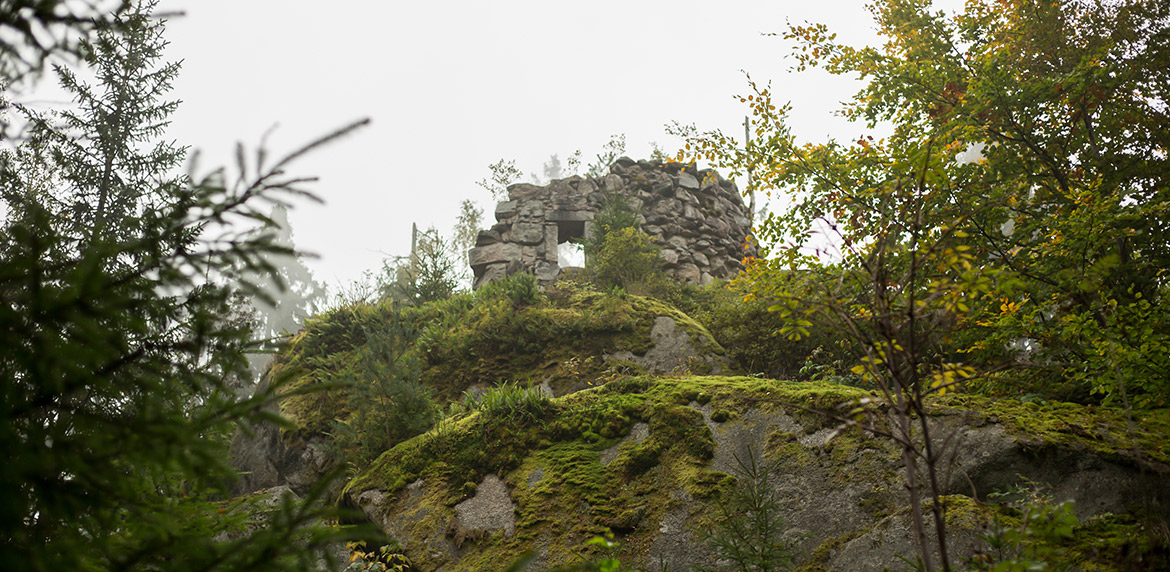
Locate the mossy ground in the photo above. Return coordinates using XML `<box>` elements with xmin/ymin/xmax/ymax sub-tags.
<box><xmin>266</xmin><ymin>279</ymin><xmax>733</xmax><ymax>445</ymax></box>
<box><xmin>252</xmin><ymin>274</ymin><xmax>1169</xmax><ymax>570</ymax></box>
<box><xmin>936</xmin><ymin>393</ymin><xmax>1170</xmax><ymax>469</ymax></box>
<box><xmin>337</xmin><ymin>374</ymin><xmax>1169</xmax><ymax>570</ymax></box>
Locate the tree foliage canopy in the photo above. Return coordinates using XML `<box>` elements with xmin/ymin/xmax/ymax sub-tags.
<box><xmin>1</xmin><ymin>2</ymin><xmax>369</xmax><ymax>569</ymax></box>
<box><xmin>679</xmin><ymin>0</ymin><xmax>1170</xmax><ymax>407</ymax></box>
<box><xmin>673</xmin><ymin>1</ymin><xmax>1170</xmax><ymax>569</ymax></box>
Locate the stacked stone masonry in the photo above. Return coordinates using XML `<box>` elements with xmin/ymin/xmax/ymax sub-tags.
<box><xmin>469</xmin><ymin>157</ymin><xmax>757</xmax><ymax>289</ymax></box>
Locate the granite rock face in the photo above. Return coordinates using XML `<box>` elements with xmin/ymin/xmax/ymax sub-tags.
<box><xmin>342</xmin><ymin>377</ymin><xmax>1170</xmax><ymax>572</ymax></box>
<box><xmin>468</xmin><ymin>158</ymin><xmax>757</xmax><ymax>289</ymax></box>
<box><xmin>227</xmin><ymin>409</ymin><xmax>338</xmax><ymax>499</ymax></box>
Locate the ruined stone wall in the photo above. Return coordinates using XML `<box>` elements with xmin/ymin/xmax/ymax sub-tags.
<box><xmin>468</xmin><ymin>157</ymin><xmax>756</xmax><ymax>288</ymax></box>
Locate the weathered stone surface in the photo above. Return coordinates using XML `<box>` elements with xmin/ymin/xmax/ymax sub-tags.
<box><xmin>507</xmin><ymin>183</ymin><xmax>543</xmax><ymax>200</ymax></box>
<box><xmin>519</xmin><ymin>200</ymin><xmax>544</xmax><ymax>218</ymax></box>
<box><xmin>547</xmin><ymin>209</ymin><xmax>592</xmax><ymax>222</ymax></box>
<box><xmin>475</xmin><ymin>229</ymin><xmax>500</xmax><ymax>246</ymax></box>
<box><xmin>228</xmin><ymin>403</ymin><xmax>340</xmax><ymax>500</ymax></box>
<box><xmin>543</xmin><ymin>225</ymin><xmax>559</xmax><ymax>261</ymax></box>
<box><xmin>470</xmin><ymin>158</ymin><xmax>758</xmax><ymax>289</ymax></box>
<box><xmin>606</xmin><ymin>316</ymin><xmax>727</xmax><ymax>375</ymax></box>
<box><xmin>577</xmin><ymin>178</ymin><xmax>597</xmax><ymax>195</ymax></box>
<box><xmin>512</xmin><ymin>222</ymin><xmax>544</xmax><ymax>245</ymax></box>
<box><xmin>654</xmin><ymin>198</ymin><xmax>681</xmax><ymax>216</ymax></box>
<box><xmin>494</xmin><ymin>200</ymin><xmax>518</xmax><ymax>221</ymax></box>
<box><xmin>535</xmin><ymin>261</ymin><xmax>559</xmax><ymax>282</ymax></box>
<box><xmin>453</xmin><ymin>475</ymin><xmax>516</xmax><ymax>538</ymax></box>
<box><xmin>215</xmin><ymin>485</ymin><xmax>353</xmax><ymax>567</ymax></box>
<box><xmin>468</xmin><ymin>242</ymin><xmax>521</xmax><ymax>267</ymax></box>
<box><xmin>676</xmin><ymin>263</ymin><xmax>701</xmax><ymax>283</ymax></box>
<box><xmin>343</xmin><ymin>377</ymin><xmax>1170</xmax><ymax>572</ymax></box>
<box><xmin>477</xmin><ymin>262</ymin><xmax>508</xmax><ymax>285</ymax></box>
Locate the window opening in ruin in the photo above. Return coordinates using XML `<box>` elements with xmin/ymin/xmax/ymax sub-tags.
<box><xmin>558</xmin><ymin>241</ymin><xmax>584</xmax><ymax>267</ymax></box>
<box><xmin>556</xmin><ymin>220</ymin><xmax>586</xmax><ymax>268</ymax></box>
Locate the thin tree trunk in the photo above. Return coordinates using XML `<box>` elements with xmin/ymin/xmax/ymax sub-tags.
<box><xmin>918</xmin><ymin>410</ymin><xmax>952</xmax><ymax>571</ymax></box>
<box><xmin>90</xmin><ymin>61</ymin><xmax>132</xmax><ymax>247</ymax></box>
<box><xmin>745</xmin><ymin>116</ymin><xmax>756</xmax><ymax>224</ymax></box>
<box><xmin>898</xmin><ymin>406</ymin><xmax>936</xmax><ymax>572</ymax></box>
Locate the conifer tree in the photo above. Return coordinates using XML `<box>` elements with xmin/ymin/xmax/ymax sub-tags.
<box><xmin>245</xmin><ymin>203</ymin><xmax>327</xmax><ymax>380</ymax></box>
<box><xmin>0</xmin><ymin>0</ymin><xmax>130</xmax><ymax>92</ymax></box>
<box><xmin>378</xmin><ymin>226</ymin><xmax>458</xmax><ymax>306</ymax></box>
<box><xmin>0</xmin><ymin>2</ymin><xmax>369</xmax><ymax>569</ymax></box>
<box><xmin>20</xmin><ymin>0</ymin><xmax>185</xmax><ymax>259</ymax></box>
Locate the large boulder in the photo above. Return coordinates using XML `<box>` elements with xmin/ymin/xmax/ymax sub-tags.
<box><xmin>341</xmin><ymin>376</ymin><xmax>1170</xmax><ymax>571</ymax></box>
<box><xmin>228</xmin><ymin>412</ymin><xmax>336</xmax><ymax>498</ymax></box>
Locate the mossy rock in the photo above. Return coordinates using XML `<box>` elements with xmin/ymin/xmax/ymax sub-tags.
<box><xmin>265</xmin><ymin>280</ymin><xmax>734</xmax><ymax>445</ymax></box>
<box><xmin>341</xmin><ymin>376</ymin><xmax>1170</xmax><ymax>571</ymax></box>
<box><xmin>228</xmin><ymin>280</ymin><xmax>734</xmax><ymax>500</ymax></box>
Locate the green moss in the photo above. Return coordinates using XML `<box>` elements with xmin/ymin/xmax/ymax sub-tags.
<box><xmin>243</xmin><ymin>265</ymin><xmax>1170</xmax><ymax>572</ymax></box>
<box><xmin>265</xmin><ymin>300</ymin><xmax>418</xmax><ymax>442</ymax></box>
<box><xmin>1068</xmin><ymin>512</ymin><xmax>1170</xmax><ymax>570</ymax></box>
<box><xmin>416</xmin><ymin>284</ymin><xmax>731</xmax><ymax>402</ymax></box>
<box><xmin>681</xmin><ymin>466</ymin><xmax>732</xmax><ymax>500</ymax></box>
<box><xmin>935</xmin><ymin>495</ymin><xmax>1000</xmax><ymax>530</ymax></box>
<box><xmin>765</xmin><ymin>430</ymin><xmax>807</xmax><ymax>462</ymax></box>
<box><xmin>341</xmin><ymin>376</ymin><xmax>741</xmax><ymax>569</ymax></box>
<box><xmin>792</xmin><ymin>496</ymin><xmax>996</xmax><ymax>571</ymax></box>
<box><xmin>264</xmin><ymin>277</ymin><xmax>736</xmax><ymax>453</ymax></box>
<box><xmin>336</xmin><ymin>374</ymin><xmax>1170</xmax><ymax>571</ymax></box>
<box><xmin>856</xmin><ymin>487</ymin><xmax>898</xmax><ymax>519</ymax></box>
<box><xmin>271</xmin><ymin>344</ymin><xmax>361</xmax><ymax>441</ymax></box>
<box><xmin>937</xmin><ymin>394</ymin><xmax>1170</xmax><ymax>468</ymax></box>
<box><xmin>794</xmin><ymin>529</ymin><xmax>866</xmax><ymax>572</ymax></box>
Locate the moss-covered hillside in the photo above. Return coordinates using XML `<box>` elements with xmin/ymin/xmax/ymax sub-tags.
<box><xmin>341</xmin><ymin>375</ymin><xmax>1170</xmax><ymax>571</ymax></box>
<box><xmin>231</xmin><ymin>274</ymin><xmax>1170</xmax><ymax>571</ymax></box>
<box><xmin>257</xmin><ymin>275</ymin><xmax>731</xmax><ymax>450</ymax></box>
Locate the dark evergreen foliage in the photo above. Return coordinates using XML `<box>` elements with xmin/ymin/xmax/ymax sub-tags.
<box><xmin>0</xmin><ymin>2</ymin><xmax>370</xmax><ymax>569</ymax></box>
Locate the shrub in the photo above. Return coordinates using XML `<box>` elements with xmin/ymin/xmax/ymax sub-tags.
<box><xmin>678</xmin><ymin>282</ymin><xmax>842</xmax><ymax>380</ymax></box>
<box><xmin>475</xmin><ymin>271</ymin><xmax>544</xmax><ymax>307</ymax></box>
<box><xmin>700</xmin><ymin>449</ymin><xmax>800</xmax><ymax>571</ymax></box>
<box><xmin>582</xmin><ymin>187</ymin><xmax>640</xmax><ymax>257</ymax></box>
<box><xmin>971</xmin><ymin>488</ymin><xmax>1079</xmax><ymax>572</ymax></box>
<box><xmin>377</xmin><ymin>227</ymin><xmax>459</xmax><ymax>307</ymax></box>
<box><xmin>589</xmin><ymin>227</ymin><xmax>666</xmax><ymax>292</ymax></box>
<box><xmin>332</xmin><ymin>309</ymin><xmax>439</xmax><ymax>468</ymax></box>
<box><xmin>464</xmin><ymin>381</ymin><xmax>552</xmax><ymax>425</ymax></box>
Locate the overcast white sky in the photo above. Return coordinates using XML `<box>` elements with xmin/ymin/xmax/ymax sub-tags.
<box><xmin>142</xmin><ymin>0</ymin><xmax>960</xmax><ymax>291</ymax></box>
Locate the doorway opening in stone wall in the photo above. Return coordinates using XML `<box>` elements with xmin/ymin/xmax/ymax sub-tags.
<box><xmin>556</xmin><ymin>220</ymin><xmax>586</xmax><ymax>268</ymax></box>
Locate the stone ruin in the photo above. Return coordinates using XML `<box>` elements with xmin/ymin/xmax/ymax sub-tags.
<box><xmin>468</xmin><ymin>157</ymin><xmax>757</xmax><ymax>289</ymax></box>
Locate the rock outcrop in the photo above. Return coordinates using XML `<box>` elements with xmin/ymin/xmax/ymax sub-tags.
<box><xmin>228</xmin><ymin>409</ymin><xmax>337</xmax><ymax>498</ymax></box>
<box><xmin>469</xmin><ymin>158</ymin><xmax>756</xmax><ymax>289</ymax></box>
<box><xmin>342</xmin><ymin>376</ymin><xmax>1170</xmax><ymax>571</ymax></box>
<box><xmin>224</xmin><ymin>281</ymin><xmax>1170</xmax><ymax>571</ymax></box>
<box><xmin>228</xmin><ymin>283</ymin><xmax>734</xmax><ymax>498</ymax></box>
